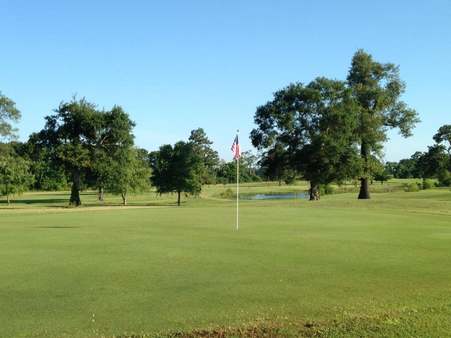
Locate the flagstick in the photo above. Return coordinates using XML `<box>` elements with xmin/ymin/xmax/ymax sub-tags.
<box><xmin>236</xmin><ymin>154</ymin><xmax>239</xmax><ymax>231</ymax></box>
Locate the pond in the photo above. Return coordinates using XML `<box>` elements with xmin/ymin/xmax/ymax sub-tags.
<box><xmin>241</xmin><ymin>192</ymin><xmax>308</xmax><ymax>200</ymax></box>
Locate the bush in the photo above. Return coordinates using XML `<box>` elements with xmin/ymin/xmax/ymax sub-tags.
<box><xmin>219</xmin><ymin>188</ymin><xmax>234</xmax><ymax>199</ymax></box>
<box><xmin>320</xmin><ymin>184</ymin><xmax>335</xmax><ymax>195</ymax></box>
<box><xmin>438</xmin><ymin>171</ymin><xmax>451</xmax><ymax>187</ymax></box>
<box><xmin>422</xmin><ymin>179</ymin><xmax>434</xmax><ymax>190</ymax></box>
<box><xmin>403</xmin><ymin>182</ymin><xmax>420</xmax><ymax>192</ymax></box>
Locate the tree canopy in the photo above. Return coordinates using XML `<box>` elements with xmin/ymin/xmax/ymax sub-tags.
<box><xmin>251</xmin><ymin>77</ymin><xmax>359</xmax><ymax>200</ymax></box>
<box><xmin>0</xmin><ymin>151</ymin><xmax>34</xmax><ymax>204</ymax></box>
<box><xmin>0</xmin><ymin>92</ymin><xmax>21</xmax><ymax>140</ymax></box>
<box><xmin>36</xmin><ymin>98</ymin><xmax>135</xmax><ymax>206</ymax></box>
<box><xmin>434</xmin><ymin>124</ymin><xmax>451</xmax><ymax>153</ymax></box>
<box><xmin>106</xmin><ymin>147</ymin><xmax>151</xmax><ymax>205</ymax></box>
<box><xmin>215</xmin><ymin>151</ymin><xmax>261</xmax><ymax>185</ymax></box>
<box><xmin>259</xmin><ymin>142</ymin><xmax>293</xmax><ymax>185</ymax></box>
<box><xmin>188</xmin><ymin>128</ymin><xmax>219</xmax><ymax>184</ymax></box>
<box><xmin>150</xmin><ymin>141</ymin><xmax>202</xmax><ymax>206</ymax></box>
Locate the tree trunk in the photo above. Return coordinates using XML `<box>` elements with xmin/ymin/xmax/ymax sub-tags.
<box><xmin>177</xmin><ymin>191</ymin><xmax>181</xmax><ymax>206</ymax></box>
<box><xmin>98</xmin><ymin>186</ymin><xmax>104</xmax><ymax>201</ymax></box>
<box><xmin>358</xmin><ymin>177</ymin><xmax>370</xmax><ymax>199</ymax></box>
<box><xmin>121</xmin><ymin>192</ymin><xmax>127</xmax><ymax>206</ymax></box>
<box><xmin>6</xmin><ymin>182</ymin><xmax>10</xmax><ymax>205</ymax></box>
<box><xmin>309</xmin><ymin>183</ymin><xmax>320</xmax><ymax>201</ymax></box>
<box><xmin>358</xmin><ymin>141</ymin><xmax>371</xmax><ymax>199</ymax></box>
<box><xmin>69</xmin><ymin>171</ymin><xmax>81</xmax><ymax>206</ymax></box>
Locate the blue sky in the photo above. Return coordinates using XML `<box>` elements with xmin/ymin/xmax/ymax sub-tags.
<box><xmin>1</xmin><ymin>0</ymin><xmax>450</xmax><ymax>161</ymax></box>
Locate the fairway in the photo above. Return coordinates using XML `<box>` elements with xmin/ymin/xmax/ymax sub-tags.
<box><xmin>1</xmin><ymin>188</ymin><xmax>451</xmax><ymax>337</ymax></box>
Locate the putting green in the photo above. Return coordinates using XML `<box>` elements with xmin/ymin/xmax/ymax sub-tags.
<box><xmin>0</xmin><ymin>187</ymin><xmax>450</xmax><ymax>337</ymax></box>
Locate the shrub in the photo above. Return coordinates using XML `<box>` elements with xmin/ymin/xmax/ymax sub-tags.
<box><xmin>403</xmin><ymin>182</ymin><xmax>420</xmax><ymax>192</ymax></box>
<box><xmin>438</xmin><ymin>171</ymin><xmax>451</xmax><ymax>187</ymax></box>
<box><xmin>325</xmin><ymin>185</ymin><xmax>336</xmax><ymax>195</ymax></box>
<box><xmin>320</xmin><ymin>184</ymin><xmax>335</xmax><ymax>195</ymax></box>
<box><xmin>219</xmin><ymin>188</ymin><xmax>234</xmax><ymax>199</ymax></box>
<box><xmin>422</xmin><ymin>179</ymin><xmax>434</xmax><ymax>190</ymax></box>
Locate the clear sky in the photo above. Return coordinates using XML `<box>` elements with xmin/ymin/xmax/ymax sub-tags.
<box><xmin>1</xmin><ymin>0</ymin><xmax>450</xmax><ymax>161</ymax></box>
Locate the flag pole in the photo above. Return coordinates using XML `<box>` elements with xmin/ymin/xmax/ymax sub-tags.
<box><xmin>236</xmin><ymin>130</ymin><xmax>240</xmax><ymax>231</ymax></box>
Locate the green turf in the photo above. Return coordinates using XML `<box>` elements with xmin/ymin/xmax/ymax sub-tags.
<box><xmin>0</xmin><ymin>184</ymin><xmax>450</xmax><ymax>337</ymax></box>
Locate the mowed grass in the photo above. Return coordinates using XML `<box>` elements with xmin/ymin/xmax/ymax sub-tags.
<box><xmin>0</xmin><ymin>185</ymin><xmax>451</xmax><ymax>337</ymax></box>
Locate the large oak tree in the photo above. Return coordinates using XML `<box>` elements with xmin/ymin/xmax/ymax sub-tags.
<box><xmin>36</xmin><ymin>98</ymin><xmax>135</xmax><ymax>206</ymax></box>
<box><xmin>251</xmin><ymin>77</ymin><xmax>359</xmax><ymax>200</ymax></box>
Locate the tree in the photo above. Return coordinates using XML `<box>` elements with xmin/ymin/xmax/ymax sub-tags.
<box><xmin>92</xmin><ymin>106</ymin><xmax>135</xmax><ymax>201</ymax></box>
<box><xmin>367</xmin><ymin>155</ymin><xmax>385</xmax><ymax>184</ymax></box>
<box><xmin>374</xmin><ymin>170</ymin><xmax>391</xmax><ymax>184</ymax></box>
<box><xmin>433</xmin><ymin>125</ymin><xmax>451</xmax><ymax>186</ymax></box>
<box><xmin>37</xmin><ymin>98</ymin><xmax>100</xmax><ymax>206</ymax></box>
<box><xmin>434</xmin><ymin>124</ymin><xmax>451</xmax><ymax>154</ymax></box>
<box><xmin>92</xmin><ymin>148</ymin><xmax>111</xmax><ymax>201</ymax></box>
<box><xmin>188</xmin><ymin>128</ymin><xmax>219</xmax><ymax>184</ymax></box>
<box><xmin>347</xmin><ymin>50</ymin><xmax>419</xmax><ymax>199</ymax></box>
<box><xmin>37</xmin><ymin>98</ymin><xmax>135</xmax><ymax>206</ymax></box>
<box><xmin>106</xmin><ymin>148</ymin><xmax>151</xmax><ymax>205</ymax></box>
<box><xmin>0</xmin><ymin>153</ymin><xmax>34</xmax><ymax>204</ymax></box>
<box><xmin>396</xmin><ymin>158</ymin><xmax>416</xmax><ymax>178</ymax></box>
<box><xmin>150</xmin><ymin>141</ymin><xmax>202</xmax><ymax>206</ymax></box>
<box><xmin>24</xmin><ymin>134</ymin><xmax>69</xmax><ymax>190</ymax></box>
<box><xmin>410</xmin><ymin>151</ymin><xmax>426</xmax><ymax>178</ymax></box>
<box><xmin>415</xmin><ymin>126</ymin><xmax>451</xmax><ymax>187</ymax></box>
<box><xmin>0</xmin><ymin>94</ymin><xmax>33</xmax><ymax>204</ymax></box>
<box><xmin>384</xmin><ymin>161</ymin><xmax>399</xmax><ymax>178</ymax></box>
<box><xmin>0</xmin><ymin>92</ymin><xmax>21</xmax><ymax>140</ymax></box>
<box><xmin>415</xmin><ymin>145</ymin><xmax>448</xmax><ymax>181</ymax></box>
<box><xmin>215</xmin><ymin>160</ymin><xmax>236</xmax><ymax>184</ymax></box>
<box><xmin>373</xmin><ymin>160</ymin><xmax>392</xmax><ymax>184</ymax></box>
<box><xmin>259</xmin><ymin>143</ymin><xmax>292</xmax><ymax>185</ymax></box>
<box><xmin>240</xmin><ymin>151</ymin><xmax>259</xmax><ymax>177</ymax></box>
<box><xmin>251</xmin><ymin>77</ymin><xmax>359</xmax><ymax>200</ymax></box>
<box><xmin>214</xmin><ymin>151</ymin><xmax>262</xmax><ymax>185</ymax></box>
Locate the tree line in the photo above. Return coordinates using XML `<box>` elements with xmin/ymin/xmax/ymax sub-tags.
<box><xmin>1</xmin><ymin>50</ymin><xmax>450</xmax><ymax>205</ymax></box>
<box><xmin>251</xmin><ymin>49</ymin><xmax>422</xmax><ymax>200</ymax></box>
<box><xmin>384</xmin><ymin>124</ymin><xmax>451</xmax><ymax>186</ymax></box>
<box><xmin>0</xmin><ymin>96</ymin><xmax>259</xmax><ymax>206</ymax></box>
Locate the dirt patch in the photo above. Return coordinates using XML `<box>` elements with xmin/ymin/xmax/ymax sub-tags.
<box><xmin>115</xmin><ymin>305</ymin><xmax>451</xmax><ymax>337</ymax></box>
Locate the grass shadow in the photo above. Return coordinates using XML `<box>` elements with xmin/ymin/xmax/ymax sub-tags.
<box><xmin>0</xmin><ymin>198</ymin><xmax>67</xmax><ymax>205</ymax></box>
<box><xmin>35</xmin><ymin>226</ymin><xmax>81</xmax><ymax>229</ymax></box>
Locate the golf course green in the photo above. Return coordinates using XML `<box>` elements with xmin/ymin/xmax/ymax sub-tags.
<box><xmin>1</xmin><ymin>183</ymin><xmax>450</xmax><ymax>337</ymax></box>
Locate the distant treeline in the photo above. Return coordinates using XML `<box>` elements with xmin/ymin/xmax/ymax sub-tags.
<box><xmin>1</xmin><ymin>49</ymin><xmax>450</xmax><ymax>206</ymax></box>
<box><xmin>384</xmin><ymin>127</ymin><xmax>451</xmax><ymax>187</ymax></box>
<box><xmin>0</xmin><ymin>96</ymin><xmax>261</xmax><ymax>206</ymax></box>
<box><xmin>0</xmin><ymin>111</ymin><xmax>261</xmax><ymax>206</ymax></box>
